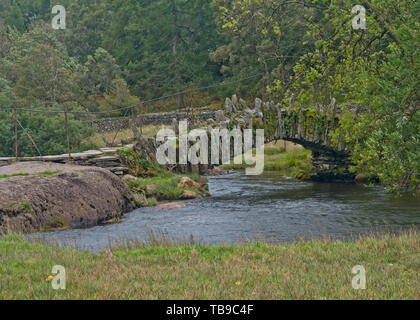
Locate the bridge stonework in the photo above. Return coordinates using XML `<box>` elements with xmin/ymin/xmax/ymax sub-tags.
<box><xmin>221</xmin><ymin>95</ymin><xmax>355</xmax><ymax>181</ymax></box>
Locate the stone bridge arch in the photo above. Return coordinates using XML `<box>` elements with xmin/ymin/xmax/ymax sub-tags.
<box><xmin>208</xmin><ymin>95</ymin><xmax>356</xmax><ymax>181</ymax></box>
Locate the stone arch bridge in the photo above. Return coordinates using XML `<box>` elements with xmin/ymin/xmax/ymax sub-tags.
<box><xmin>175</xmin><ymin>94</ymin><xmax>355</xmax><ymax>181</ymax></box>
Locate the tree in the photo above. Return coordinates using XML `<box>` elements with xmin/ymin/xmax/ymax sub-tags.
<box><xmin>84</xmin><ymin>48</ymin><xmax>122</xmax><ymax>96</ymax></box>
<box><xmin>284</xmin><ymin>0</ymin><xmax>420</xmax><ymax>191</ymax></box>
<box><xmin>5</xmin><ymin>5</ymin><xmax>24</xmax><ymax>32</ymax></box>
<box><xmin>0</xmin><ymin>78</ymin><xmax>15</xmax><ymax>108</ymax></box>
<box><xmin>98</xmin><ymin>78</ymin><xmax>140</xmax><ymax>116</ymax></box>
<box><xmin>211</xmin><ymin>0</ymin><xmax>321</xmax><ymax>98</ymax></box>
<box><xmin>104</xmin><ymin>0</ymin><xmax>223</xmax><ymax>106</ymax></box>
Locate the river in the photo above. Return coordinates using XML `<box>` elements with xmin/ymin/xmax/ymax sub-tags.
<box><xmin>28</xmin><ymin>172</ymin><xmax>420</xmax><ymax>252</ymax></box>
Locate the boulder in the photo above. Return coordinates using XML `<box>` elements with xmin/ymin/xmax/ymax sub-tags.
<box><xmin>206</xmin><ymin>167</ymin><xmax>228</xmax><ymax>176</ymax></box>
<box><xmin>180</xmin><ymin>190</ymin><xmax>202</xmax><ymax>200</ymax></box>
<box><xmin>0</xmin><ymin>162</ymin><xmax>136</xmax><ymax>234</ymax></box>
<box><xmin>177</xmin><ymin>177</ymin><xmax>201</xmax><ymax>190</ymax></box>
<box><xmin>122</xmin><ymin>175</ymin><xmax>138</xmax><ymax>183</ymax></box>
<box><xmin>239</xmin><ymin>98</ymin><xmax>247</xmax><ymax>110</ymax></box>
<box><xmin>146</xmin><ymin>184</ymin><xmax>158</xmax><ymax>196</ymax></box>
<box><xmin>224</xmin><ymin>98</ymin><xmax>233</xmax><ymax>114</ymax></box>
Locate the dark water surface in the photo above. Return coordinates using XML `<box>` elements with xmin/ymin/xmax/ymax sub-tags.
<box><xmin>28</xmin><ymin>172</ymin><xmax>420</xmax><ymax>252</ymax></box>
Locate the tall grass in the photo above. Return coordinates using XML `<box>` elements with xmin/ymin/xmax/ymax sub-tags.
<box><xmin>221</xmin><ymin>145</ymin><xmax>313</xmax><ymax>179</ymax></box>
<box><xmin>0</xmin><ymin>230</ymin><xmax>418</xmax><ymax>299</ymax></box>
<box><xmin>128</xmin><ymin>174</ymin><xmax>205</xmax><ymax>201</ymax></box>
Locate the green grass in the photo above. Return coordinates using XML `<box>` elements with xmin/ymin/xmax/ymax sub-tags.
<box><xmin>0</xmin><ymin>171</ymin><xmax>62</xmax><ymax>179</ymax></box>
<box><xmin>221</xmin><ymin>146</ymin><xmax>313</xmax><ymax>179</ymax></box>
<box><xmin>40</xmin><ymin>217</ymin><xmax>70</xmax><ymax>232</ymax></box>
<box><xmin>128</xmin><ymin>174</ymin><xmax>206</xmax><ymax>201</ymax></box>
<box><xmin>0</xmin><ymin>173</ymin><xmax>31</xmax><ymax>179</ymax></box>
<box><xmin>37</xmin><ymin>170</ymin><xmax>62</xmax><ymax>177</ymax></box>
<box><xmin>0</xmin><ymin>202</ymin><xmax>33</xmax><ymax>216</ymax></box>
<box><xmin>133</xmin><ymin>195</ymin><xmax>159</xmax><ymax>207</ymax></box>
<box><xmin>0</xmin><ymin>231</ymin><xmax>418</xmax><ymax>299</ymax></box>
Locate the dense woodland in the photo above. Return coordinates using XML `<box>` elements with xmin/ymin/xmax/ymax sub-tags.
<box><xmin>0</xmin><ymin>0</ymin><xmax>418</xmax><ymax>192</ymax></box>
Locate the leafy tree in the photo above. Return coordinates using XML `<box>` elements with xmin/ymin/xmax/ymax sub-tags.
<box><xmin>5</xmin><ymin>5</ymin><xmax>24</xmax><ymax>32</ymax></box>
<box><xmin>211</xmin><ymin>0</ymin><xmax>321</xmax><ymax>98</ymax></box>
<box><xmin>98</xmin><ymin>78</ymin><xmax>140</xmax><ymax>116</ymax></box>
<box><xmin>0</xmin><ymin>78</ymin><xmax>15</xmax><ymax>108</ymax></box>
<box><xmin>0</xmin><ymin>112</ymin><xmax>94</xmax><ymax>157</ymax></box>
<box><xmin>84</xmin><ymin>48</ymin><xmax>121</xmax><ymax>96</ymax></box>
<box><xmin>104</xmin><ymin>0</ymin><xmax>223</xmax><ymax>106</ymax></box>
<box><xmin>0</xmin><ymin>24</ymin><xmax>11</xmax><ymax>58</ymax></box>
<box><xmin>282</xmin><ymin>0</ymin><xmax>420</xmax><ymax>191</ymax></box>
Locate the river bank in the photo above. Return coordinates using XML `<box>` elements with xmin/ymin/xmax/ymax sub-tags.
<box><xmin>0</xmin><ymin>160</ymin><xmax>211</xmax><ymax>234</ymax></box>
<box><xmin>1</xmin><ymin>231</ymin><xmax>418</xmax><ymax>299</ymax></box>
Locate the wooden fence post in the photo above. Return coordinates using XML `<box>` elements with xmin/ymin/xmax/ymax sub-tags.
<box><xmin>64</xmin><ymin>111</ymin><xmax>71</xmax><ymax>161</ymax></box>
<box><xmin>14</xmin><ymin>105</ymin><xmax>18</xmax><ymax>161</ymax></box>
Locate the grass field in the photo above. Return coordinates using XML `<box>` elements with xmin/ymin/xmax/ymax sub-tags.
<box><xmin>83</xmin><ymin>125</ymin><xmax>169</xmax><ymax>149</ymax></box>
<box><xmin>0</xmin><ymin>231</ymin><xmax>418</xmax><ymax>299</ymax></box>
<box><xmin>221</xmin><ymin>142</ymin><xmax>313</xmax><ymax>179</ymax></box>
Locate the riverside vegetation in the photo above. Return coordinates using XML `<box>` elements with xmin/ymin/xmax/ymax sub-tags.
<box><xmin>220</xmin><ymin>142</ymin><xmax>313</xmax><ymax>180</ymax></box>
<box><xmin>0</xmin><ymin>231</ymin><xmax>418</xmax><ymax>299</ymax></box>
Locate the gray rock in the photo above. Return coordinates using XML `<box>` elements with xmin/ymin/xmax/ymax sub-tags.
<box><xmin>232</xmin><ymin>94</ymin><xmax>238</xmax><ymax>109</ymax></box>
<box><xmin>215</xmin><ymin>110</ymin><xmax>226</xmax><ymax>122</ymax></box>
<box><xmin>122</xmin><ymin>174</ymin><xmax>137</xmax><ymax>183</ymax></box>
<box><xmin>239</xmin><ymin>98</ymin><xmax>247</xmax><ymax>110</ymax></box>
<box><xmin>220</xmin><ymin>120</ymin><xmax>230</xmax><ymax>129</ymax></box>
<box><xmin>172</xmin><ymin>118</ymin><xmax>179</xmax><ymax>134</ymax></box>
<box><xmin>235</xmin><ymin>117</ymin><xmax>246</xmax><ymax>127</ymax></box>
<box><xmin>224</xmin><ymin>98</ymin><xmax>233</xmax><ymax>114</ymax></box>
<box><xmin>244</xmin><ymin>108</ymin><xmax>255</xmax><ymax>116</ymax></box>
<box><xmin>255</xmin><ymin>98</ymin><xmax>262</xmax><ymax>112</ymax></box>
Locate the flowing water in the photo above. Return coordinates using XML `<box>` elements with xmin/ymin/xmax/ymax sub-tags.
<box><xmin>28</xmin><ymin>172</ymin><xmax>420</xmax><ymax>252</ymax></box>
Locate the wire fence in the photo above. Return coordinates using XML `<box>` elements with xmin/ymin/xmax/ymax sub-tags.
<box><xmin>0</xmin><ymin>73</ymin><xmax>265</xmax><ymax>160</ymax></box>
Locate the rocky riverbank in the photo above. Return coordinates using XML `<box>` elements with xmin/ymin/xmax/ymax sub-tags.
<box><xmin>0</xmin><ymin>160</ymin><xmax>215</xmax><ymax>234</ymax></box>
<box><xmin>0</xmin><ymin>162</ymin><xmax>136</xmax><ymax>234</ymax></box>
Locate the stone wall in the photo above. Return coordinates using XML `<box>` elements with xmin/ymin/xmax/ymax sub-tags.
<box><xmin>90</xmin><ymin>108</ymin><xmax>217</xmax><ymax>132</ymax></box>
<box><xmin>311</xmin><ymin>152</ymin><xmax>355</xmax><ymax>182</ymax></box>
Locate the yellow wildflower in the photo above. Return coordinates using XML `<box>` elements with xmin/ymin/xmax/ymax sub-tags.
<box><xmin>235</xmin><ymin>281</ymin><xmax>241</xmax><ymax>286</ymax></box>
<box><xmin>46</xmin><ymin>275</ymin><xmax>54</xmax><ymax>281</ymax></box>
